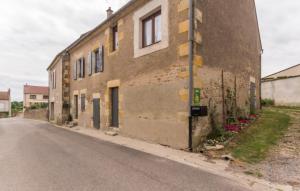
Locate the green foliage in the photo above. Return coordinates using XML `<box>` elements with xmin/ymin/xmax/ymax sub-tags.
<box><xmin>29</xmin><ymin>103</ymin><xmax>48</xmax><ymax>110</ymax></box>
<box><xmin>11</xmin><ymin>101</ymin><xmax>23</xmax><ymax>114</ymax></box>
<box><xmin>261</xmin><ymin>99</ymin><xmax>275</xmax><ymax>107</ymax></box>
<box><xmin>207</xmin><ymin>104</ymin><xmax>234</xmax><ymax>141</ymax></box>
<box><xmin>229</xmin><ymin>109</ymin><xmax>290</xmax><ymax>163</ymax></box>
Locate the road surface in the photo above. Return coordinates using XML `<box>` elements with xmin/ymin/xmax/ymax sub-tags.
<box><xmin>0</xmin><ymin>118</ymin><xmax>250</xmax><ymax>191</ymax></box>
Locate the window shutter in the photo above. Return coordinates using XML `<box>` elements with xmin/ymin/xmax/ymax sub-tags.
<box><xmin>73</xmin><ymin>62</ymin><xmax>77</xmax><ymax>80</ymax></box>
<box><xmin>54</xmin><ymin>71</ymin><xmax>56</xmax><ymax>88</ymax></box>
<box><xmin>77</xmin><ymin>60</ymin><xmax>80</xmax><ymax>78</ymax></box>
<box><xmin>88</xmin><ymin>52</ymin><xmax>92</xmax><ymax>76</ymax></box>
<box><xmin>91</xmin><ymin>51</ymin><xmax>96</xmax><ymax>74</ymax></box>
<box><xmin>82</xmin><ymin>57</ymin><xmax>85</xmax><ymax>78</ymax></box>
<box><xmin>55</xmin><ymin>70</ymin><xmax>56</xmax><ymax>89</ymax></box>
<box><xmin>99</xmin><ymin>45</ymin><xmax>104</xmax><ymax>72</ymax></box>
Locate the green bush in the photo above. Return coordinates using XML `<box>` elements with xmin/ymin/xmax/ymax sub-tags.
<box><xmin>29</xmin><ymin>103</ymin><xmax>48</xmax><ymax>110</ymax></box>
<box><xmin>261</xmin><ymin>99</ymin><xmax>274</xmax><ymax>107</ymax></box>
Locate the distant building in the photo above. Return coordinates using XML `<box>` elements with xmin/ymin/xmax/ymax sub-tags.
<box><xmin>262</xmin><ymin>64</ymin><xmax>300</xmax><ymax>106</ymax></box>
<box><xmin>0</xmin><ymin>89</ymin><xmax>11</xmax><ymax>118</ymax></box>
<box><xmin>23</xmin><ymin>85</ymin><xmax>49</xmax><ymax>110</ymax></box>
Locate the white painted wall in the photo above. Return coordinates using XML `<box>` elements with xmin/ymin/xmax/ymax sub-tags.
<box><xmin>262</xmin><ymin>76</ymin><xmax>300</xmax><ymax>106</ymax></box>
<box><xmin>0</xmin><ymin>100</ymin><xmax>10</xmax><ymax>112</ymax></box>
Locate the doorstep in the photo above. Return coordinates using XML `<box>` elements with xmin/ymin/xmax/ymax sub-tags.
<box><xmin>52</xmin><ymin>123</ymin><xmax>293</xmax><ymax>191</ymax></box>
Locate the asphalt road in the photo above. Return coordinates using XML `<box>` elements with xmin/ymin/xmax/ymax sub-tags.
<box><xmin>0</xmin><ymin>118</ymin><xmax>250</xmax><ymax>191</ymax></box>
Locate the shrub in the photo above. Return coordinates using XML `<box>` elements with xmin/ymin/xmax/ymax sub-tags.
<box><xmin>261</xmin><ymin>99</ymin><xmax>274</xmax><ymax>107</ymax></box>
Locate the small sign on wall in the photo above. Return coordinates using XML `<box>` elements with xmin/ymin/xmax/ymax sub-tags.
<box><xmin>194</xmin><ymin>88</ymin><xmax>201</xmax><ymax>105</ymax></box>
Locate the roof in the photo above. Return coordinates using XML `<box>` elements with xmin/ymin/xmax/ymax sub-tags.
<box><xmin>47</xmin><ymin>0</ymin><xmax>137</xmax><ymax>70</ymax></box>
<box><xmin>0</xmin><ymin>91</ymin><xmax>10</xmax><ymax>100</ymax></box>
<box><xmin>263</xmin><ymin>63</ymin><xmax>300</xmax><ymax>79</ymax></box>
<box><xmin>24</xmin><ymin>85</ymin><xmax>49</xmax><ymax>95</ymax></box>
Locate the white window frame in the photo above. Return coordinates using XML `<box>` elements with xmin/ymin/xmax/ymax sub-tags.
<box><xmin>133</xmin><ymin>0</ymin><xmax>169</xmax><ymax>58</ymax></box>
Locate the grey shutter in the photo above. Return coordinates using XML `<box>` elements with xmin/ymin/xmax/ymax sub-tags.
<box><xmin>92</xmin><ymin>51</ymin><xmax>96</xmax><ymax>73</ymax></box>
<box><xmin>99</xmin><ymin>45</ymin><xmax>104</xmax><ymax>72</ymax></box>
<box><xmin>73</xmin><ymin>63</ymin><xmax>77</xmax><ymax>80</ymax></box>
<box><xmin>82</xmin><ymin>57</ymin><xmax>85</xmax><ymax>78</ymax></box>
<box><xmin>88</xmin><ymin>52</ymin><xmax>92</xmax><ymax>76</ymax></box>
<box><xmin>96</xmin><ymin>50</ymin><xmax>100</xmax><ymax>73</ymax></box>
<box><xmin>54</xmin><ymin>71</ymin><xmax>56</xmax><ymax>89</ymax></box>
<box><xmin>77</xmin><ymin>59</ymin><xmax>80</xmax><ymax>78</ymax></box>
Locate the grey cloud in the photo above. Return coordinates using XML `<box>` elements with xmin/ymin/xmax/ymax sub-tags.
<box><xmin>256</xmin><ymin>0</ymin><xmax>300</xmax><ymax>76</ymax></box>
<box><xmin>0</xmin><ymin>0</ymin><xmax>130</xmax><ymax>101</ymax></box>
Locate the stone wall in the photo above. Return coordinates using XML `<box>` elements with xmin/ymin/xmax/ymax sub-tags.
<box><xmin>68</xmin><ymin>0</ymin><xmax>190</xmax><ymax>149</ymax></box>
<box><xmin>191</xmin><ymin>0</ymin><xmax>262</xmax><ymax>147</ymax></box>
<box><xmin>24</xmin><ymin>109</ymin><xmax>48</xmax><ymax>121</ymax></box>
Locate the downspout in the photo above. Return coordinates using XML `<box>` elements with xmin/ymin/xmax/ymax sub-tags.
<box><xmin>188</xmin><ymin>0</ymin><xmax>195</xmax><ymax>152</ymax></box>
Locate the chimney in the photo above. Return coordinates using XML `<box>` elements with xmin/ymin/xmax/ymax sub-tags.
<box><xmin>106</xmin><ymin>7</ymin><xmax>113</xmax><ymax>18</ymax></box>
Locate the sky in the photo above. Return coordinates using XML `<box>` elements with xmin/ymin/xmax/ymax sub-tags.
<box><xmin>0</xmin><ymin>0</ymin><xmax>299</xmax><ymax>101</ymax></box>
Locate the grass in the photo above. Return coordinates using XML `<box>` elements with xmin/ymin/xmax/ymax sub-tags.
<box><xmin>227</xmin><ymin>108</ymin><xmax>291</xmax><ymax>163</ymax></box>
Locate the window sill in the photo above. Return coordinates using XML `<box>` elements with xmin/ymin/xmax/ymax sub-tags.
<box><xmin>134</xmin><ymin>40</ymin><xmax>168</xmax><ymax>58</ymax></box>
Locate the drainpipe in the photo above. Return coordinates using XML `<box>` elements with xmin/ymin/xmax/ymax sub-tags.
<box><xmin>188</xmin><ymin>0</ymin><xmax>195</xmax><ymax>152</ymax></box>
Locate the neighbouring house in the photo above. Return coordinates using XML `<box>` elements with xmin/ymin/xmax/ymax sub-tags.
<box><xmin>47</xmin><ymin>0</ymin><xmax>262</xmax><ymax>150</ymax></box>
<box><xmin>23</xmin><ymin>85</ymin><xmax>49</xmax><ymax>110</ymax></box>
<box><xmin>262</xmin><ymin>64</ymin><xmax>300</xmax><ymax>106</ymax></box>
<box><xmin>0</xmin><ymin>89</ymin><xmax>11</xmax><ymax>118</ymax></box>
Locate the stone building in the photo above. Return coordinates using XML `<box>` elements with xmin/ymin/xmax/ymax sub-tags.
<box><xmin>48</xmin><ymin>0</ymin><xmax>262</xmax><ymax>150</ymax></box>
<box><xmin>0</xmin><ymin>89</ymin><xmax>11</xmax><ymax>118</ymax></box>
<box><xmin>262</xmin><ymin>64</ymin><xmax>300</xmax><ymax>106</ymax></box>
<box><xmin>23</xmin><ymin>85</ymin><xmax>49</xmax><ymax>110</ymax></box>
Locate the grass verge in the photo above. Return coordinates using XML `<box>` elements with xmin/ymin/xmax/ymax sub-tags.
<box><xmin>227</xmin><ymin>108</ymin><xmax>290</xmax><ymax>163</ymax></box>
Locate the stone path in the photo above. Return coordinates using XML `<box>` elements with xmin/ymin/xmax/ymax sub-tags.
<box><xmin>229</xmin><ymin>109</ymin><xmax>300</xmax><ymax>190</ymax></box>
<box><xmin>258</xmin><ymin>111</ymin><xmax>300</xmax><ymax>189</ymax></box>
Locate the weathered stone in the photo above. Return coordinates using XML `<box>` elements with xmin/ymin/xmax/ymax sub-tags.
<box><xmin>105</xmin><ymin>131</ymin><xmax>118</xmax><ymax>136</ymax></box>
<box><xmin>221</xmin><ymin>154</ymin><xmax>234</xmax><ymax>161</ymax></box>
<box><xmin>204</xmin><ymin>144</ymin><xmax>224</xmax><ymax>151</ymax></box>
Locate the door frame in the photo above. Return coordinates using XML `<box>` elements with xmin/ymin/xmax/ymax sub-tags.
<box><xmin>93</xmin><ymin>98</ymin><xmax>101</xmax><ymax>129</ymax></box>
<box><xmin>74</xmin><ymin>95</ymin><xmax>79</xmax><ymax>119</ymax></box>
<box><xmin>110</xmin><ymin>87</ymin><xmax>119</xmax><ymax>128</ymax></box>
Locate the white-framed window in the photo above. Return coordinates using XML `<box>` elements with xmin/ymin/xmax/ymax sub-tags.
<box><xmin>133</xmin><ymin>0</ymin><xmax>169</xmax><ymax>58</ymax></box>
<box><xmin>88</xmin><ymin>46</ymin><xmax>104</xmax><ymax>76</ymax></box>
<box><xmin>73</xmin><ymin>57</ymin><xmax>85</xmax><ymax>80</ymax></box>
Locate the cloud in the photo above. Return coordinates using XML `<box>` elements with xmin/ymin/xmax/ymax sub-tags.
<box><xmin>256</xmin><ymin>0</ymin><xmax>300</xmax><ymax>76</ymax></box>
<box><xmin>0</xmin><ymin>0</ymin><xmax>130</xmax><ymax>101</ymax></box>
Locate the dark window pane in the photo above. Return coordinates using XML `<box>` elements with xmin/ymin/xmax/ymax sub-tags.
<box><xmin>112</xmin><ymin>26</ymin><xmax>118</xmax><ymax>51</ymax></box>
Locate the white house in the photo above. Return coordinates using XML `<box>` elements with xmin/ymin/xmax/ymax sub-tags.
<box><xmin>0</xmin><ymin>89</ymin><xmax>11</xmax><ymax>118</ymax></box>
<box><xmin>262</xmin><ymin>64</ymin><xmax>300</xmax><ymax>106</ymax></box>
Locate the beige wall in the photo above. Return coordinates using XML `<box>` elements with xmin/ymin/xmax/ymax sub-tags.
<box><xmin>0</xmin><ymin>100</ymin><xmax>10</xmax><ymax>112</ymax></box>
<box><xmin>24</xmin><ymin>94</ymin><xmax>48</xmax><ymax>108</ymax></box>
<box><xmin>68</xmin><ymin>0</ymin><xmax>189</xmax><ymax>149</ymax></box>
<box><xmin>49</xmin><ymin>57</ymin><xmax>63</xmax><ymax>124</ymax></box>
<box><xmin>262</xmin><ymin>77</ymin><xmax>300</xmax><ymax>106</ymax></box>
<box><xmin>49</xmin><ymin>0</ymin><xmax>262</xmax><ymax>149</ymax></box>
<box><xmin>191</xmin><ymin>0</ymin><xmax>262</xmax><ymax>146</ymax></box>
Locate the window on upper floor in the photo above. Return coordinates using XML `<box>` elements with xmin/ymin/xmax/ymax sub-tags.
<box><xmin>30</xmin><ymin>95</ymin><xmax>36</xmax><ymax>99</ymax></box>
<box><xmin>112</xmin><ymin>25</ymin><xmax>118</xmax><ymax>51</ymax></box>
<box><xmin>133</xmin><ymin>0</ymin><xmax>169</xmax><ymax>58</ymax></box>
<box><xmin>142</xmin><ymin>10</ymin><xmax>161</xmax><ymax>48</ymax></box>
<box><xmin>51</xmin><ymin>70</ymin><xmax>56</xmax><ymax>89</ymax></box>
<box><xmin>73</xmin><ymin>57</ymin><xmax>85</xmax><ymax>80</ymax></box>
<box><xmin>43</xmin><ymin>95</ymin><xmax>49</xmax><ymax>99</ymax></box>
<box><xmin>88</xmin><ymin>46</ymin><xmax>104</xmax><ymax>75</ymax></box>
